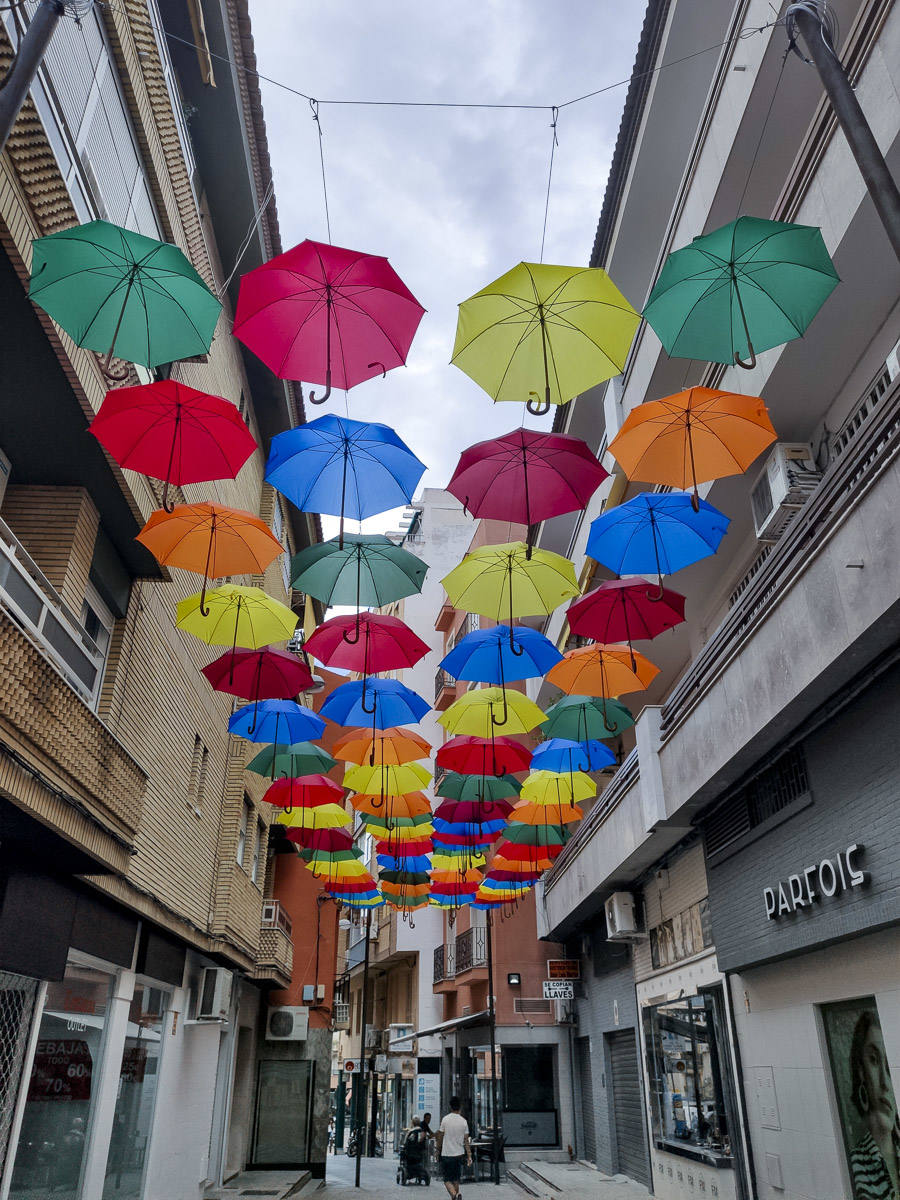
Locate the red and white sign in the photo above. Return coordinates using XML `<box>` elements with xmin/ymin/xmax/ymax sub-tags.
<box><xmin>343</xmin><ymin>1059</ymin><xmax>360</xmax><ymax>1073</ymax></box>
<box><xmin>27</xmin><ymin>1039</ymin><xmax>93</xmax><ymax>1102</ymax></box>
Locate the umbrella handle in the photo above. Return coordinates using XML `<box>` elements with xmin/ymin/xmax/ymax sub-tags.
<box><xmin>247</xmin><ymin>695</ymin><xmax>259</xmax><ymax>736</ymax></box>
<box><xmin>310</xmin><ymin>292</ymin><xmax>334</xmax><ymax>403</ymax></box>
<box><xmin>199</xmin><ymin>576</ymin><xmax>210</xmax><ymax>618</ymax></box>
<box><xmin>490</xmin><ymin>691</ymin><xmax>509</xmax><ymax>729</ymax></box>
<box><xmin>360</xmin><ymin>683</ymin><xmax>377</xmax><ymax>715</ymax></box>
<box><xmin>160</xmin><ymin>479</ymin><xmax>176</xmax><ymax>515</ymax></box>
<box><xmin>368</xmin><ymin>361</ymin><xmax>387</xmax><ymax>378</ymax></box>
<box><xmin>99</xmin><ymin>349</ymin><xmax>130</xmax><ymax>382</ymax></box>
<box><xmin>734</xmin><ymin>346</ymin><xmax>757</xmax><ymax>370</ymax></box>
<box><xmin>309</xmin><ymin>374</ymin><xmax>332</xmax><ymax>404</ymax></box>
<box><xmin>526</xmin><ymin>390</ymin><xmax>551</xmax><ymax>417</ymax></box>
<box><xmin>342</xmin><ymin>613</ymin><xmax>362</xmax><ymax>645</ymax></box>
<box><xmin>732</xmin><ymin>283</ymin><xmax>757</xmax><ymax>370</ymax></box>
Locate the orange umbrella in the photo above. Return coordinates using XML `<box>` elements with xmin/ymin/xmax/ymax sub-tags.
<box><xmin>138</xmin><ymin>502</ymin><xmax>284</xmax><ymax>614</ymax></box>
<box><xmin>547</xmin><ymin>643</ymin><xmax>659</xmax><ymax>697</ymax></box>
<box><xmin>351</xmin><ymin>791</ymin><xmax>432</xmax><ymax>819</ymax></box>
<box><xmin>333</xmin><ymin>727</ymin><xmax>431</xmax><ymax>766</ymax></box>
<box><xmin>511</xmin><ymin>799</ymin><xmax>582</xmax><ymax>825</ymax></box>
<box><xmin>608</xmin><ymin>387</ymin><xmax>776</xmax><ymax>507</ymax></box>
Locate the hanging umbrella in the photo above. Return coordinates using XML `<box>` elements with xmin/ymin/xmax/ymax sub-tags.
<box><xmin>376</xmin><ymin>836</ymin><xmax>433</xmax><ymax>857</ymax></box>
<box><xmin>567</xmin><ymin>579</ymin><xmax>685</xmax><ymax>665</ymax></box>
<box><xmin>352</xmin><ymin>791</ymin><xmax>432</xmax><ymax>819</ymax></box>
<box><xmin>261</xmin><ymin>775</ymin><xmax>344</xmax><ymax>810</ymax></box>
<box><xmin>433</xmin><ymin>821</ymin><xmax>505</xmax><ymax>843</ymax></box>
<box><xmin>511</xmin><ymin>800</ymin><xmax>583</xmax><ymax>825</ymax></box>
<box><xmin>446</xmin><ymin>428</ymin><xmax>608</xmax><ymax>533</ymax></box>
<box><xmin>434</xmin><ymin>798</ymin><xmax>514</xmax><ymax>824</ymax></box>
<box><xmin>365</xmin><ymin>814</ymin><xmax>434</xmax><ymax>839</ymax></box>
<box><xmin>290</xmin><ymin>533</ymin><xmax>428</xmax><ymax>607</ymax></box>
<box><xmin>493</xmin><ymin>841</ymin><xmax>563</xmax><ymax>865</ymax></box>
<box><xmin>305</xmin><ymin>612</ymin><xmax>429</xmax><ymax>676</ymax></box>
<box><xmin>520</xmin><ymin>770</ymin><xmax>596</xmax><ymax>805</ymax></box>
<box><xmin>436</xmin><ymin>735</ymin><xmax>531</xmax><ymax>777</ymax></box>
<box><xmin>138</xmin><ymin>503</ymin><xmax>284</xmax><ymax>615</ymax></box>
<box><xmin>202</xmin><ymin>646</ymin><xmax>313</xmax><ymax>701</ymax></box>
<box><xmin>441</xmin><ymin>543</ymin><xmax>578</xmax><ymax>633</ymax></box>
<box><xmin>246</xmin><ymin>741</ymin><xmax>336</xmax><ymax>779</ymax></box>
<box><xmin>344</xmin><ymin>762</ymin><xmax>431</xmax><ymax>797</ymax></box>
<box><xmin>503</xmin><ymin>821</ymin><xmax>570</xmax><ymax>847</ymax></box>
<box><xmin>642</xmin><ymin>216</ymin><xmax>839</xmax><ymax>369</ymax></box>
<box><xmin>438</xmin><ymin>687</ymin><xmax>546</xmax><ymax>736</ymax></box>
<box><xmin>291</xmin><ymin>828</ymin><xmax>357</xmax><ymax>853</ymax></box>
<box><xmin>435</xmin><ymin>773</ymin><xmax>521</xmax><ymax>804</ymax></box>
<box><xmin>278</xmin><ymin>803</ymin><xmax>351</xmax><ymax>835</ymax></box>
<box><xmin>541</xmin><ymin>694</ymin><xmax>634</xmax><ymax>741</ymax></box>
<box><xmin>531</xmin><ymin>738</ymin><xmax>616</xmax><ymax>773</ymax></box>
<box><xmin>452</xmin><ymin>261</ymin><xmax>640</xmax><ymax>414</ymax></box>
<box><xmin>440</xmin><ymin>625</ymin><xmax>562</xmax><ymax>684</ymax></box>
<box><xmin>90</xmin><ymin>381</ymin><xmax>256</xmax><ymax>511</ymax></box>
<box><xmin>547</xmin><ymin>644</ymin><xmax>659</xmax><ymax>697</ymax></box>
<box><xmin>233</xmin><ymin>239</ymin><xmax>425</xmax><ymax>404</ymax></box>
<box><xmin>30</xmin><ymin>220</ymin><xmax>221</xmax><ymax>377</ymax></box>
<box><xmin>229</xmin><ymin>698</ymin><xmax>325</xmax><ymax>743</ymax></box>
<box><xmin>177</xmin><ymin>584</ymin><xmax>297</xmax><ymax>649</ymax></box>
<box><xmin>586</xmin><ymin>492</ymin><xmax>730</xmax><ymax>589</ymax></box>
<box><xmin>319</xmin><ymin>679</ymin><xmax>430</xmax><ymax>730</ymax></box>
<box><xmin>265</xmin><ymin>415</ymin><xmax>425</xmax><ymax>543</ymax></box>
<box><xmin>333</xmin><ymin>727</ymin><xmax>431</xmax><ymax>767</ymax></box>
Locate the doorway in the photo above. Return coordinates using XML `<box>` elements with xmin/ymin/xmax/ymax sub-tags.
<box><xmin>251</xmin><ymin>1061</ymin><xmax>314</xmax><ymax>1166</ymax></box>
<box><xmin>606</xmin><ymin>1029</ymin><xmax>649</xmax><ymax>1186</ymax></box>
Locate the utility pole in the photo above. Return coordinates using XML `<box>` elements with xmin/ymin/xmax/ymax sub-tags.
<box><xmin>787</xmin><ymin>2</ymin><xmax>900</xmax><ymax>261</ymax></box>
<box><xmin>485</xmin><ymin>912</ymin><xmax>500</xmax><ymax>1185</ymax></box>
<box><xmin>354</xmin><ymin>908</ymin><xmax>372</xmax><ymax>1189</ymax></box>
<box><xmin>0</xmin><ymin>1</ymin><xmax>65</xmax><ymax>155</ymax></box>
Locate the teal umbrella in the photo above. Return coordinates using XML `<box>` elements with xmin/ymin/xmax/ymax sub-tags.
<box><xmin>29</xmin><ymin>220</ymin><xmax>221</xmax><ymax>376</ymax></box>
<box><xmin>291</xmin><ymin>533</ymin><xmax>428</xmax><ymax>607</ymax></box>
<box><xmin>642</xmin><ymin>216</ymin><xmax>839</xmax><ymax>368</ymax></box>
<box><xmin>436</xmin><ymin>772</ymin><xmax>522</xmax><ymax>803</ymax></box>
<box><xmin>246</xmin><ymin>741</ymin><xmax>337</xmax><ymax>779</ymax></box>
<box><xmin>541</xmin><ymin>695</ymin><xmax>634</xmax><ymax>740</ymax></box>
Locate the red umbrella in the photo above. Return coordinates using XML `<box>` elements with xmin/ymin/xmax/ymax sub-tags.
<box><xmin>263</xmin><ymin>775</ymin><xmax>345</xmax><ymax>809</ymax></box>
<box><xmin>90</xmin><ymin>381</ymin><xmax>257</xmax><ymax>511</ymax></box>
<box><xmin>376</xmin><ymin>836</ymin><xmax>433</xmax><ymax>857</ymax></box>
<box><xmin>292</xmin><ymin>828</ymin><xmax>355</xmax><ymax>852</ymax></box>
<box><xmin>305</xmin><ymin>612</ymin><xmax>429</xmax><ymax>676</ymax></box>
<box><xmin>567</xmin><ymin>578</ymin><xmax>685</xmax><ymax>663</ymax></box>
<box><xmin>495</xmin><ymin>840</ymin><xmax>564</xmax><ymax>863</ymax></box>
<box><xmin>433</xmin><ymin>798</ymin><xmax>514</xmax><ymax>824</ymax></box>
<box><xmin>233</xmin><ymin>240</ymin><xmax>425</xmax><ymax>405</ymax></box>
<box><xmin>436</xmin><ymin>735</ymin><xmax>531</xmax><ymax>776</ymax></box>
<box><xmin>202</xmin><ymin>646</ymin><xmax>313</xmax><ymax>698</ymax></box>
<box><xmin>447</xmin><ymin>428</ymin><xmax>608</xmax><ymax>532</ymax></box>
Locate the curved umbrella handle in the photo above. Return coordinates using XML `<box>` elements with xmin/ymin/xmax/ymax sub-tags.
<box><xmin>342</xmin><ymin>614</ymin><xmax>363</xmax><ymax>645</ymax></box>
<box><xmin>99</xmin><ymin>351</ymin><xmax>130</xmax><ymax>383</ymax></box>
<box><xmin>490</xmin><ymin>690</ymin><xmax>509</xmax><ymax>729</ymax></box>
<box><xmin>368</xmin><ymin>361</ymin><xmax>387</xmax><ymax>378</ymax></box>
<box><xmin>308</xmin><ymin>373</ymin><xmax>332</xmax><ymax>405</ymax></box>
<box><xmin>734</xmin><ymin>346</ymin><xmax>757</xmax><ymax>370</ymax></box>
<box><xmin>160</xmin><ymin>479</ymin><xmax>176</xmax><ymax>515</ymax></box>
<box><xmin>526</xmin><ymin>389</ymin><xmax>551</xmax><ymax>417</ymax></box>
<box><xmin>508</xmin><ymin>626</ymin><xmax>525</xmax><ymax>657</ymax></box>
<box><xmin>360</xmin><ymin>683</ymin><xmax>378</xmax><ymax>715</ymax></box>
<box><xmin>199</xmin><ymin>576</ymin><xmax>211</xmax><ymax>618</ymax></box>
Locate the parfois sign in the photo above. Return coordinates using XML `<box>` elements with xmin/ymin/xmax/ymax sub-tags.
<box><xmin>764</xmin><ymin>843</ymin><xmax>867</xmax><ymax>919</ymax></box>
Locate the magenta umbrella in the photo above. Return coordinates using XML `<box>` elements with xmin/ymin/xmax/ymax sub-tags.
<box><xmin>201</xmin><ymin>645</ymin><xmax>313</xmax><ymax>699</ymax></box>
<box><xmin>447</xmin><ymin>428</ymin><xmax>608</xmax><ymax>536</ymax></box>
<box><xmin>304</xmin><ymin>611</ymin><xmax>429</xmax><ymax>677</ymax></box>
<box><xmin>233</xmin><ymin>240</ymin><xmax>425</xmax><ymax>405</ymax></box>
<box><xmin>567</xmin><ymin>578</ymin><xmax>686</xmax><ymax>664</ymax></box>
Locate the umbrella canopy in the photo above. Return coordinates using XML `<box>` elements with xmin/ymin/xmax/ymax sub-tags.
<box><xmin>437</xmin><ymin>687</ymin><xmax>546</xmax><ymax>736</ymax></box>
<box><xmin>531</xmin><ymin>738</ymin><xmax>616</xmax><ymax>773</ymax></box>
<box><xmin>447</xmin><ymin>428</ymin><xmax>608</xmax><ymax>527</ymax></box>
<box><xmin>436</xmin><ymin>773</ymin><xmax>521</xmax><ymax>804</ymax></box>
<box><xmin>293</xmin><ymin>828</ymin><xmax>356</xmax><ymax>852</ymax></box>
<box><xmin>547</xmin><ymin>644</ymin><xmax>659</xmax><ymax>697</ymax></box>
<box><xmin>176</xmin><ymin>585</ymin><xmax>297</xmax><ymax>649</ymax></box>
<box><xmin>365</xmin><ymin>815</ymin><xmax>434</xmax><ymax>839</ymax></box>
<box><xmin>278</xmin><ymin>803</ymin><xmax>350</xmax><ymax>832</ymax></box>
<box><xmin>290</xmin><ymin>533</ymin><xmax>428</xmax><ymax>607</ymax></box>
<box><xmin>586</xmin><ymin>492</ymin><xmax>730</xmax><ymax>581</ymax></box>
<box><xmin>541</xmin><ymin>695</ymin><xmax>635</xmax><ymax>741</ymax></box>
<box><xmin>520</xmin><ymin>770</ymin><xmax>596</xmax><ymax>805</ymax></box>
<box><xmin>246</xmin><ymin>741</ymin><xmax>336</xmax><ymax>779</ymax></box>
<box><xmin>30</xmin><ymin>220</ymin><xmax>221</xmax><ymax>373</ymax></box>
<box><xmin>440</xmin><ymin>625</ymin><xmax>562</xmax><ymax>684</ymax></box>
<box><xmin>434</xmin><ymin>798</ymin><xmax>514</xmax><ymax>824</ymax></box>
<box><xmin>229</xmin><ymin>699</ymin><xmax>325</xmax><ymax>743</ymax></box>
<box><xmin>495</xmin><ymin>840</ymin><xmax>563</xmax><ymax>864</ymax></box>
<box><xmin>202</xmin><ymin>646</ymin><xmax>313</xmax><ymax>701</ymax></box>
<box><xmin>319</xmin><ymin>679</ymin><xmax>430</xmax><ymax>730</ymax></box>
<box><xmin>233</xmin><ymin>239</ymin><xmax>424</xmax><ymax>402</ymax></box>
<box><xmin>305</xmin><ymin>612</ymin><xmax>429</xmax><ymax>675</ymax></box>
<box><xmin>344</xmin><ymin>762</ymin><xmax>431</xmax><ymax>797</ymax></box>
<box><xmin>262</xmin><ymin>775</ymin><xmax>344</xmax><ymax>809</ymax></box>
<box><xmin>567</xmin><ymin>579</ymin><xmax>685</xmax><ymax>652</ymax></box>
<box><xmin>376</xmin><ymin>837</ymin><xmax>433</xmax><ymax>856</ymax></box>
<box><xmin>452</xmin><ymin>261</ymin><xmax>640</xmax><ymax>414</ymax></box>
<box><xmin>352</xmin><ymin>791</ymin><xmax>432</xmax><ymax>819</ymax></box>
<box><xmin>442</xmin><ymin>543</ymin><xmax>578</xmax><ymax>623</ymax></box>
<box><xmin>333</xmin><ymin>727</ymin><xmax>431</xmax><ymax>766</ymax></box>
<box><xmin>503</xmin><ymin>821</ymin><xmax>570</xmax><ymax>847</ymax></box>
<box><xmin>512</xmin><ymin>800</ymin><xmax>583</xmax><ymax>825</ymax></box>
<box><xmin>436</xmin><ymin>735</ymin><xmax>532</xmax><ymax>777</ymax></box>
<box><xmin>642</xmin><ymin>216</ymin><xmax>839</xmax><ymax>368</ymax></box>
<box><xmin>90</xmin><ymin>381</ymin><xmax>256</xmax><ymax>510</ymax></box>
<box><xmin>608</xmin><ymin>388</ymin><xmax>777</xmax><ymax>500</ymax></box>
<box><xmin>265</xmin><ymin>415</ymin><xmax>425</xmax><ymax>533</ymax></box>
<box><xmin>433</xmin><ymin>819</ymin><xmax>506</xmax><ymax>841</ymax></box>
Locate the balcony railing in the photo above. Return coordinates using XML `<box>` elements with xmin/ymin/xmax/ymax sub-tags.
<box><xmin>433</xmin><ymin>940</ymin><xmax>456</xmax><ymax>984</ymax></box>
<box><xmin>261</xmin><ymin>899</ymin><xmax>293</xmax><ymax>937</ymax></box>
<box><xmin>455</xmin><ymin>926</ymin><xmax>487</xmax><ymax>973</ymax></box>
<box><xmin>434</xmin><ymin>668</ymin><xmax>457</xmax><ymax>709</ymax></box>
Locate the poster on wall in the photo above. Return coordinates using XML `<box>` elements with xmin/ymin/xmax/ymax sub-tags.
<box><xmin>821</xmin><ymin>997</ymin><xmax>900</xmax><ymax>1200</ymax></box>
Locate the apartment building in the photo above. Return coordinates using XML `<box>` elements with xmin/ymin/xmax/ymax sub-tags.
<box><xmin>531</xmin><ymin>2</ymin><xmax>900</xmax><ymax>1200</ymax></box>
<box><xmin>0</xmin><ymin>2</ymin><xmax>329</xmax><ymax>1197</ymax></box>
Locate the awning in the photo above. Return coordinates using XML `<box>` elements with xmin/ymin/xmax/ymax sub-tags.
<box><xmin>408</xmin><ymin>1009</ymin><xmax>491</xmax><ymax>1041</ymax></box>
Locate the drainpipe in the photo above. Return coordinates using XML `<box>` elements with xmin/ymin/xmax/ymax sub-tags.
<box><xmin>0</xmin><ymin>1</ymin><xmax>65</xmax><ymax>154</ymax></box>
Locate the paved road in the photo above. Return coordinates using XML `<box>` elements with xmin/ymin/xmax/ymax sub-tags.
<box><xmin>323</xmin><ymin>1150</ymin><xmax>521</xmax><ymax>1200</ymax></box>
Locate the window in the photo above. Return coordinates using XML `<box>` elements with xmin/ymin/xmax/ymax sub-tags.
<box><xmin>252</xmin><ymin>819</ymin><xmax>264</xmax><ymax>884</ymax></box>
<box><xmin>187</xmin><ymin>736</ymin><xmax>208</xmax><ymax>812</ymax></box>
<box><xmin>237</xmin><ymin>799</ymin><xmax>251</xmax><ymax>867</ymax></box>
<box><xmin>703</xmin><ymin>745</ymin><xmax>811</xmax><ymax>860</ymax></box>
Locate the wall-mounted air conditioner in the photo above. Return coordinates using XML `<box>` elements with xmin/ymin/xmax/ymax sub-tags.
<box><xmin>197</xmin><ymin>968</ymin><xmax>233</xmax><ymax>1020</ymax></box>
<box><xmin>604</xmin><ymin>892</ymin><xmax>643</xmax><ymax>941</ymax></box>
<box><xmin>265</xmin><ymin>1005</ymin><xmax>309</xmax><ymax>1041</ymax></box>
<box><xmin>750</xmin><ymin>443</ymin><xmax>820</xmax><ymax>543</ymax></box>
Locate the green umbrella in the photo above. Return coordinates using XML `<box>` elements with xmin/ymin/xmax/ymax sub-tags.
<box><xmin>29</xmin><ymin>220</ymin><xmax>221</xmax><ymax>377</ymax></box>
<box><xmin>503</xmin><ymin>822</ymin><xmax>570</xmax><ymax>846</ymax></box>
<box><xmin>291</xmin><ymin>533</ymin><xmax>428</xmax><ymax>607</ymax></box>
<box><xmin>642</xmin><ymin>216</ymin><xmax>839</xmax><ymax>369</ymax></box>
<box><xmin>436</xmin><ymin>772</ymin><xmax>521</xmax><ymax>803</ymax></box>
<box><xmin>541</xmin><ymin>695</ymin><xmax>634</xmax><ymax>741</ymax></box>
<box><xmin>246</xmin><ymin>741</ymin><xmax>337</xmax><ymax>779</ymax></box>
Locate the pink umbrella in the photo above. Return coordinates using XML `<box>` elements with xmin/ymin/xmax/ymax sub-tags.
<box><xmin>201</xmin><ymin>645</ymin><xmax>313</xmax><ymax>698</ymax></box>
<box><xmin>233</xmin><ymin>240</ymin><xmax>425</xmax><ymax>405</ymax></box>
<box><xmin>304</xmin><ymin>611</ymin><xmax>429</xmax><ymax>675</ymax></box>
<box><xmin>567</xmin><ymin>578</ymin><xmax>685</xmax><ymax>664</ymax></box>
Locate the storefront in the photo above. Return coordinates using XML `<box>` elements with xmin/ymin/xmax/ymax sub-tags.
<box><xmin>704</xmin><ymin>662</ymin><xmax>900</xmax><ymax>1200</ymax></box>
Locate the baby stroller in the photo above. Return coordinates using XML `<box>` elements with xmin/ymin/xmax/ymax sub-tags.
<box><xmin>396</xmin><ymin>1126</ymin><xmax>430</xmax><ymax>1186</ymax></box>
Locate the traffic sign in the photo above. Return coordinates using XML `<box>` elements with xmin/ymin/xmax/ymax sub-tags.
<box><xmin>542</xmin><ymin>979</ymin><xmax>574</xmax><ymax>1000</ymax></box>
<box><xmin>546</xmin><ymin>959</ymin><xmax>580</xmax><ymax>980</ymax></box>
<box><xmin>343</xmin><ymin>1059</ymin><xmax>359</xmax><ymax>1073</ymax></box>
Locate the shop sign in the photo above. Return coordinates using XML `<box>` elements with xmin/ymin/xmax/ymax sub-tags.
<box><xmin>546</xmin><ymin>959</ymin><xmax>580</xmax><ymax>979</ymax></box>
<box><xmin>542</xmin><ymin>980</ymin><xmax>574</xmax><ymax>1000</ymax></box>
<box><xmin>27</xmin><ymin>1039</ymin><xmax>92</xmax><ymax>1102</ymax></box>
<box><xmin>374</xmin><ymin>1053</ymin><xmax>388</xmax><ymax>1073</ymax></box>
<box><xmin>764</xmin><ymin>843</ymin><xmax>867</xmax><ymax>919</ymax></box>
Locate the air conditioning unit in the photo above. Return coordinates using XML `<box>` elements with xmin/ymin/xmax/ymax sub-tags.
<box><xmin>197</xmin><ymin>968</ymin><xmax>233</xmax><ymax>1020</ymax></box>
<box><xmin>750</xmin><ymin>443</ymin><xmax>820</xmax><ymax>543</ymax></box>
<box><xmin>605</xmin><ymin>892</ymin><xmax>643</xmax><ymax>941</ymax></box>
<box><xmin>266</xmin><ymin>1005</ymin><xmax>309</xmax><ymax>1041</ymax></box>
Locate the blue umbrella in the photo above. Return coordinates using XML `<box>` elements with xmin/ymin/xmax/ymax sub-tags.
<box><xmin>586</xmin><ymin>491</ymin><xmax>729</xmax><ymax>587</ymax></box>
<box><xmin>433</xmin><ymin>818</ymin><xmax>507</xmax><ymax>837</ymax></box>
<box><xmin>531</xmin><ymin>738</ymin><xmax>616</xmax><ymax>773</ymax></box>
<box><xmin>265</xmin><ymin>415</ymin><xmax>426</xmax><ymax>543</ymax></box>
<box><xmin>440</xmin><ymin>624</ymin><xmax>562</xmax><ymax>683</ymax></box>
<box><xmin>319</xmin><ymin>678</ymin><xmax>430</xmax><ymax>729</ymax></box>
<box><xmin>376</xmin><ymin>854</ymin><xmax>432</xmax><ymax>872</ymax></box>
<box><xmin>229</xmin><ymin>699</ymin><xmax>325</xmax><ymax>743</ymax></box>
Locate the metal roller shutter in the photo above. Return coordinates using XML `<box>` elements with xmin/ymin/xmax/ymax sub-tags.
<box><xmin>607</xmin><ymin>1029</ymin><xmax>649</xmax><ymax>1186</ymax></box>
<box><xmin>575</xmin><ymin>1037</ymin><xmax>596</xmax><ymax>1164</ymax></box>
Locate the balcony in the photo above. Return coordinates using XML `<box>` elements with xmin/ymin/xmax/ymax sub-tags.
<box><xmin>433</xmin><ymin>940</ymin><xmax>456</xmax><ymax>985</ymax></box>
<box><xmin>434</xmin><ymin>667</ymin><xmax>458</xmax><ymax>710</ymax></box>
<box><xmin>455</xmin><ymin>926</ymin><xmax>487</xmax><ymax>974</ymax></box>
<box><xmin>333</xmin><ymin>1000</ymin><xmax>350</xmax><ymax>1029</ymax></box>
<box><xmin>435</xmin><ymin>602</ymin><xmax>455</xmax><ymax>632</ymax></box>
<box><xmin>261</xmin><ymin>899</ymin><xmax>293</xmax><ymax>937</ymax></box>
<box><xmin>254</xmin><ymin>921</ymin><xmax>294</xmax><ymax>987</ymax></box>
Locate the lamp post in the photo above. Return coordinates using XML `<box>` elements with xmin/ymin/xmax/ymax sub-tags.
<box><xmin>485</xmin><ymin>911</ymin><xmax>500</xmax><ymax>1185</ymax></box>
<box><xmin>0</xmin><ymin>1</ymin><xmax>65</xmax><ymax>154</ymax></box>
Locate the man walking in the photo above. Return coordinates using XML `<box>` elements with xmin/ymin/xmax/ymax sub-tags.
<box><xmin>435</xmin><ymin>1096</ymin><xmax>472</xmax><ymax>1199</ymax></box>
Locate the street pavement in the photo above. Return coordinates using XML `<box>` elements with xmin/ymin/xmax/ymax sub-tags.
<box><xmin>323</xmin><ymin>1150</ymin><xmax>522</xmax><ymax>1200</ymax></box>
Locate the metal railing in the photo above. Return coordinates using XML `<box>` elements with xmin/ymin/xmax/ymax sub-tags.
<box><xmin>261</xmin><ymin>899</ymin><xmax>293</xmax><ymax>936</ymax></box>
<box><xmin>434</xmin><ymin>667</ymin><xmax>456</xmax><ymax>703</ymax></box>
<box><xmin>433</xmin><ymin>940</ymin><xmax>456</xmax><ymax>983</ymax></box>
<box><xmin>455</xmin><ymin>926</ymin><xmax>487</xmax><ymax>973</ymax></box>
<box><xmin>333</xmin><ymin>1000</ymin><xmax>350</xmax><ymax>1028</ymax></box>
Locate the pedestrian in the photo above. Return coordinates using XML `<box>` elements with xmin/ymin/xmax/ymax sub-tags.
<box><xmin>435</xmin><ymin>1096</ymin><xmax>472</xmax><ymax>1200</ymax></box>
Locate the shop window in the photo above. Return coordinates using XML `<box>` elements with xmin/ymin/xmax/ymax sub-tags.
<box><xmin>642</xmin><ymin>992</ymin><xmax>734</xmax><ymax>1165</ymax></box>
<box><xmin>9</xmin><ymin>964</ymin><xmax>114</xmax><ymax>1200</ymax></box>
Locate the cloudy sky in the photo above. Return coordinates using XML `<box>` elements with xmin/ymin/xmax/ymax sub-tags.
<box><xmin>249</xmin><ymin>2</ymin><xmax>645</xmax><ymax>533</ymax></box>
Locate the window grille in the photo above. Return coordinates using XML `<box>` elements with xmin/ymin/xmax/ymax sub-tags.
<box><xmin>704</xmin><ymin>745</ymin><xmax>810</xmax><ymax>859</ymax></box>
<box><xmin>0</xmin><ymin>971</ymin><xmax>40</xmax><ymax>1180</ymax></box>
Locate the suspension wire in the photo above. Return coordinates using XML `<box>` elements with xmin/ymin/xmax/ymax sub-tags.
<box><xmin>309</xmin><ymin>97</ymin><xmax>332</xmax><ymax>244</ymax></box>
<box><xmin>735</xmin><ymin>44</ymin><xmax>790</xmax><ymax>217</ymax></box>
<box><xmin>218</xmin><ymin>176</ymin><xmax>274</xmax><ymax>296</ymax></box>
<box><xmin>539</xmin><ymin>106</ymin><xmax>559</xmax><ymax>264</ymax></box>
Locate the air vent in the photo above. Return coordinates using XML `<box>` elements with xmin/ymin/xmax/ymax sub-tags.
<box><xmin>514</xmin><ymin>998</ymin><xmax>552</xmax><ymax>1015</ymax></box>
<box><xmin>704</xmin><ymin>746</ymin><xmax>810</xmax><ymax>860</ymax></box>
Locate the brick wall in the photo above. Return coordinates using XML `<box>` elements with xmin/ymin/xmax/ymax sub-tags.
<box><xmin>2</xmin><ymin>485</ymin><xmax>99</xmax><ymax>612</ymax></box>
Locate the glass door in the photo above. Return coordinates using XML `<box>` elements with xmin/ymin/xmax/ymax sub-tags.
<box><xmin>252</xmin><ymin>1061</ymin><xmax>314</xmax><ymax>1166</ymax></box>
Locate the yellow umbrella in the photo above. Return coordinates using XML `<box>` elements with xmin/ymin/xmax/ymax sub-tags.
<box><xmin>343</xmin><ymin>762</ymin><xmax>431</xmax><ymax>797</ymax></box>
<box><xmin>520</xmin><ymin>770</ymin><xmax>596</xmax><ymax>805</ymax></box>
<box><xmin>276</xmin><ymin>803</ymin><xmax>350</xmax><ymax>831</ymax></box>
<box><xmin>437</xmin><ymin>687</ymin><xmax>546</xmax><ymax>736</ymax></box>
<box><xmin>177</xmin><ymin>584</ymin><xmax>297</xmax><ymax>649</ymax></box>
<box><xmin>441</xmin><ymin>542</ymin><xmax>578</xmax><ymax>623</ymax></box>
